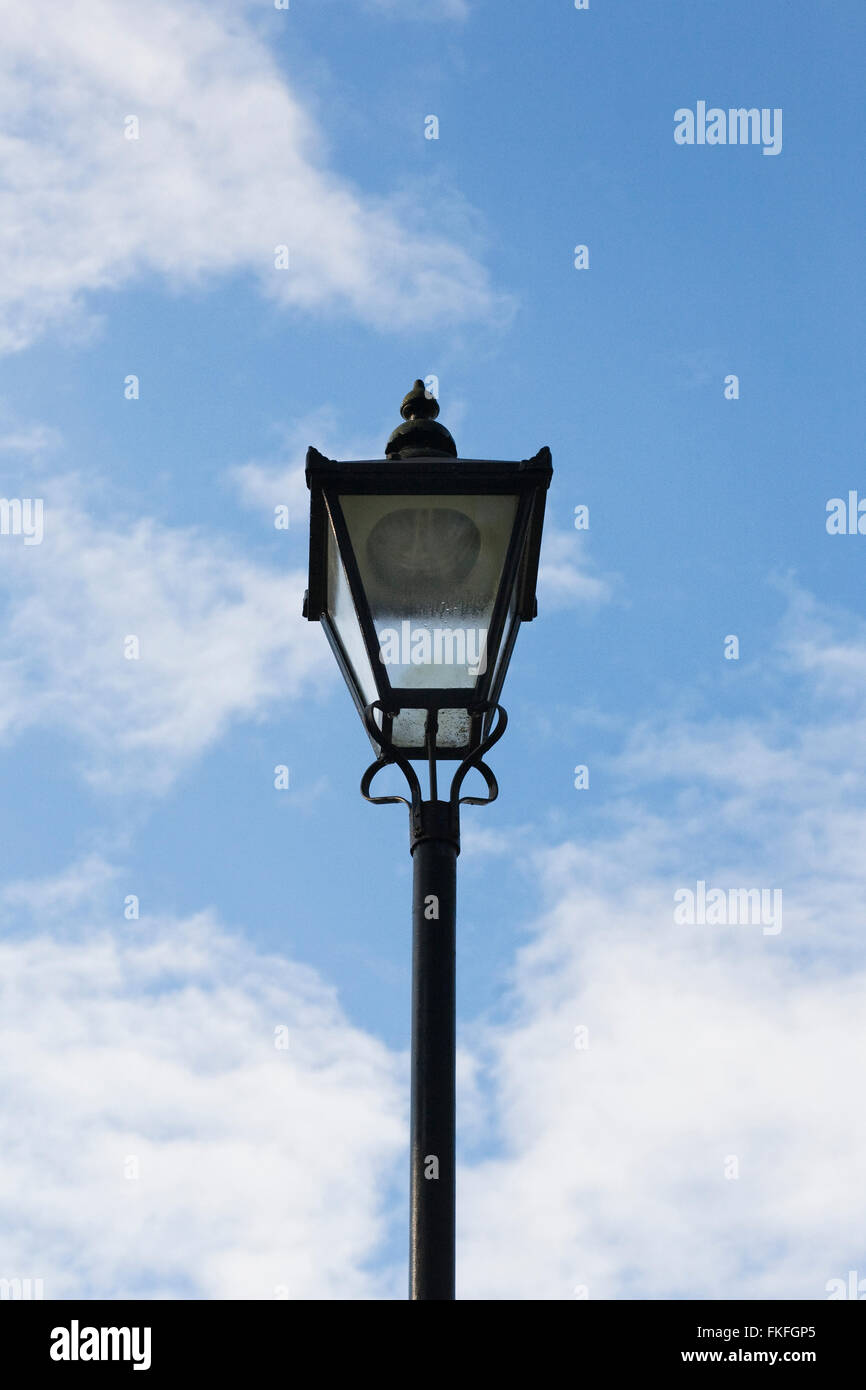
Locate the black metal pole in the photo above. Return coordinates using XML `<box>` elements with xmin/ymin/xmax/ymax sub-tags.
<box><xmin>409</xmin><ymin>800</ymin><xmax>458</xmax><ymax>1300</ymax></box>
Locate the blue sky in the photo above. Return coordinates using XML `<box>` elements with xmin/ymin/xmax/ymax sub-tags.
<box><xmin>1</xmin><ymin>0</ymin><xmax>865</xmax><ymax>1300</ymax></box>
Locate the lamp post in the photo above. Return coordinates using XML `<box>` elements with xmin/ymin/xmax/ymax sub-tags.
<box><xmin>303</xmin><ymin>380</ymin><xmax>552</xmax><ymax>1300</ymax></box>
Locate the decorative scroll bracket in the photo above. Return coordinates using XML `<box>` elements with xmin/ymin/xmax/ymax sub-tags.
<box><xmin>360</xmin><ymin>704</ymin><xmax>508</xmax><ymax>854</ymax></box>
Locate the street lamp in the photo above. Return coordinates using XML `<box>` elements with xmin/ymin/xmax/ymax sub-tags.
<box><xmin>303</xmin><ymin>380</ymin><xmax>552</xmax><ymax>1300</ymax></box>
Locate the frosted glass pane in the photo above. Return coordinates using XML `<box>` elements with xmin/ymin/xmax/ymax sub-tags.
<box><xmin>390</xmin><ymin>707</ymin><xmax>472</xmax><ymax>751</ymax></box>
<box><xmin>341</xmin><ymin>493</ymin><xmax>517</xmax><ymax>691</ymax></box>
<box><xmin>434</xmin><ymin>709</ymin><xmax>472</xmax><ymax>748</ymax></box>
<box><xmin>327</xmin><ymin>519</ymin><xmax>378</xmax><ymax>706</ymax></box>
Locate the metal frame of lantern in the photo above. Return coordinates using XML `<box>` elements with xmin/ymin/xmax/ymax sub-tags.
<box><xmin>303</xmin><ymin>446</ymin><xmax>552</xmax><ymax>766</ymax></box>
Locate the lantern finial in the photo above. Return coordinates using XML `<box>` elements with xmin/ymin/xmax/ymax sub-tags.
<box><xmin>386</xmin><ymin>379</ymin><xmax>458</xmax><ymax>459</ymax></box>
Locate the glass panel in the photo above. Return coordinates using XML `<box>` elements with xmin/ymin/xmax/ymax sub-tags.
<box><xmin>390</xmin><ymin>708</ymin><xmax>472</xmax><ymax>751</ymax></box>
<box><xmin>340</xmin><ymin>494</ymin><xmax>517</xmax><ymax>691</ymax></box>
<box><xmin>327</xmin><ymin>517</ymin><xmax>378</xmax><ymax>707</ymax></box>
<box><xmin>390</xmin><ymin>709</ymin><xmax>427</xmax><ymax>749</ymax></box>
<box><xmin>434</xmin><ymin>709</ymin><xmax>472</xmax><ymax>748</ymax></box>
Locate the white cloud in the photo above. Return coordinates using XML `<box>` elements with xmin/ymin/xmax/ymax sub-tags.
<box><xmin>0</xmin><ymin>0</ymin><xmax>502</xmax><ymax>353</ymax></box>
<box><xmin>537</xmin><ymin>529</ymin><xmax>612</xmax><ymax>610</ymax></box>
<box><xmin>456</xmin><ymin>589</ymin><xmax>866</xmax><ymax>1298</ymax></box>
<box><xmin>0</xmin><ymin>466</ymin><xmax>332</xmax><ymax>791</ymax></box>
<box><xmin>231</xmin><ymin>405</ymin><xmax>384</xmax><ymax>529</ymax></box>
<box><xmin>0</xmin><ymin>865</ymin><xmax>405</xmax><ymax>1300</ymax></box>
<box><xmin>0</xmin><ymin>423</ymin><xmax>60</xmax><ymax>454</ymax></box>
<box><xmin>1</xmin><ymin>854</ymin><xmax>118</xmax><ymax>918</ymax></box>
<box><xmin>461</xmin><ymin>906</ymin><xmax>866</xmax><ymax>1299</ymax></box>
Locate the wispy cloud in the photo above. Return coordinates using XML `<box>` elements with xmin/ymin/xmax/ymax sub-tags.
<box><xmin>537</xmin><ymin>530</ymin><xmax>612</xmax><ymax>610</ymax></box>
<box><xmin>0</xmin><ymin>861</ymin><xmax>405</xmax><ymax>1299</ymax></box>
<box><xmin>0</xmin><ymin>464</ymin><xmax>331</xmax><ymax>791</ymax></box>
<box><xmin>0</xmin><ymin>0</ymin><xmax>502</xmax><ymax>352</ymax></box>
<box><xmin>456</xmin><ymin>587</ymin><xmax>866</xmax><ymax>1297</ymax></box>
